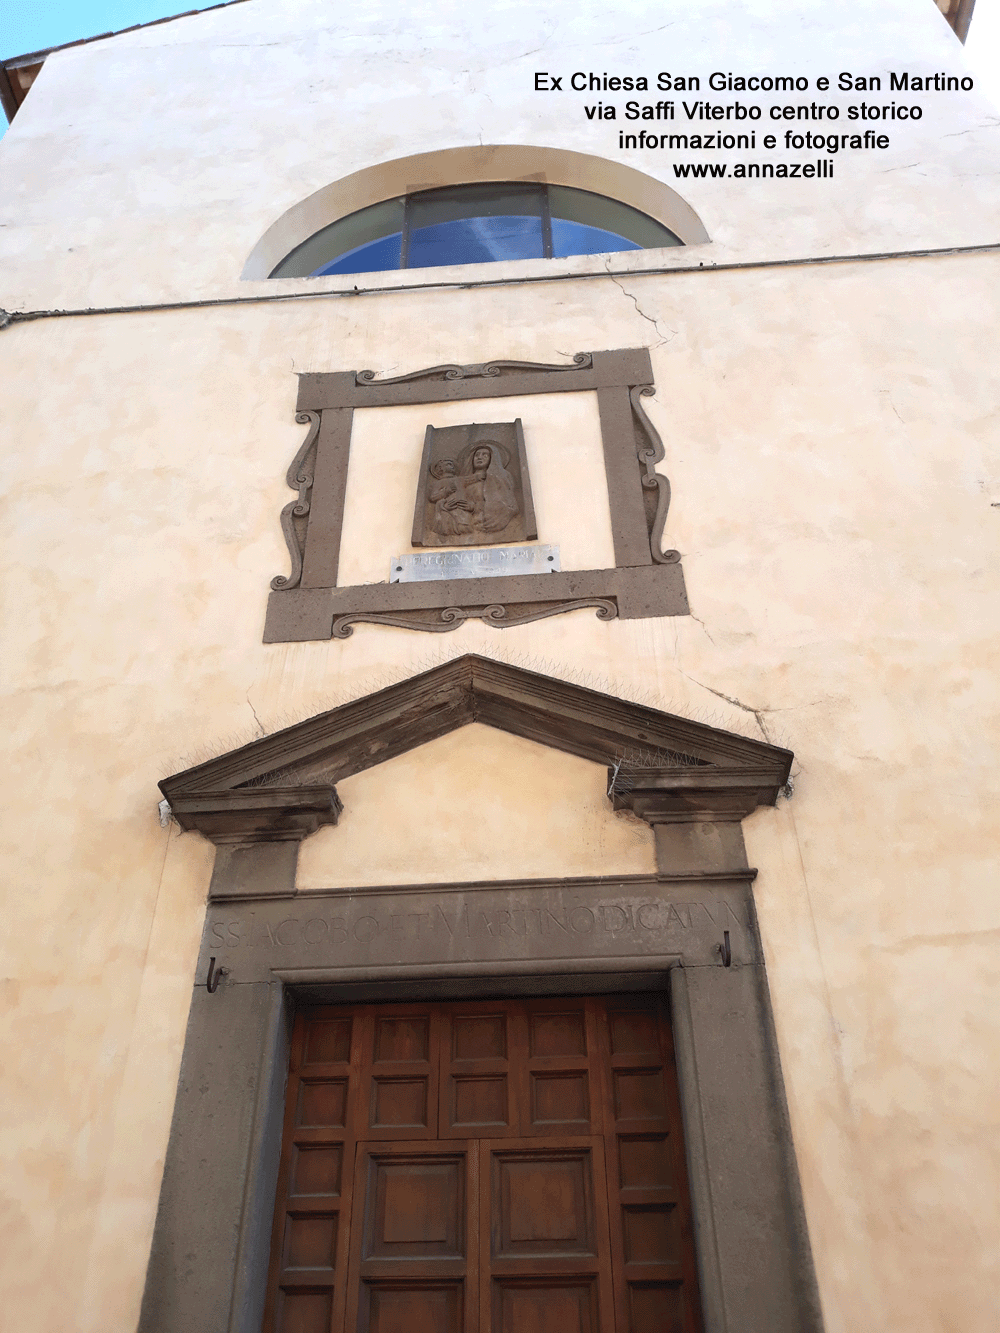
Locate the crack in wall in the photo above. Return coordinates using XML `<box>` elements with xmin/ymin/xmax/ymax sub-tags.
<box><xmin>880</xmin><ymin>389</ymin><xmax>905</xmax><ymax>422</ymax></box>
<box><xmin>687</xmin><ymin>613</ymin><xmax>718</xmax><ymax>647</ymax></box>
<box><xmin>245</xmin><ymin>690</ymin><xmax>266</xmax><ymax>738</ymax></box>
<box><xmin>604</xmin><ymin>259</ymin><xmax>677</xmax><ymax>346</ymax></box>
<box><xmin>675</xmin><ymin>668</ymin><xmax>772</xmax><ymax>739</ymax></box>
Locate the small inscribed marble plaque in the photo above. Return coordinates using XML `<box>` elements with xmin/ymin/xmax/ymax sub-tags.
<box><xmin>411</xmin><ymin>419</ymin><xmax>537</xmax><ymax>548</ymax></box>
<box><xmin>390</xmin><ymin>545</ymin><xmax>561</xmax><ymax>582</ymax></box>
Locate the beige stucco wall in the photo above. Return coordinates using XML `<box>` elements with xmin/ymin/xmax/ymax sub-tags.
<box><xmin>297</xmin><ymin>725</ymin><xmax>657</xmax><ymax>890</ymax></box>
<box><xmin>1</xmin><ymin>2</ymin><xmax>998</xmax><ymax>1332</ymax></box>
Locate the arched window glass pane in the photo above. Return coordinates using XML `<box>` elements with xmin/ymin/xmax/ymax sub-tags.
<box><xmin>551</xmin><ymin>219</ymin><xmax>642</xmax><ymax>258</ymax></box>
<box><xmin>269</xmin><ymin>196</ymin><xmax>405</xmax><ymax>278</ymax></box>
<box><xmin>406</xmin><ymin>183</ymin><xmax>545</xmax><ymax>267</ymax></box>
<box><xmin>408</xmin><ymin>215</ymin><xmax>544</xmax><ymax>268</ymax></box>
<box><xmin>312</xmin><ymin>232</ymin><xmax>402</xmax><ymax>276</ymax></box>
<box><xmin>269</xmin><ymin>180</ymin><xmax>681</xmax><ymax>278</ymax></box>
<box><xmin>548</xmin><ymin>184</ymin><xmax>681</xmax><ymax>251</ymax></box>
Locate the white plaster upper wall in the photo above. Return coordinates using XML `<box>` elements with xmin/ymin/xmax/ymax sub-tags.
<box><xmin>0</xmin><ymin>0</ymin><xmax>997</xmax><ymax>309</ymax></box>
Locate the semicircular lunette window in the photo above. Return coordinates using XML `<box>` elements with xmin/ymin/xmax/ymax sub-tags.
<box><xmin>269</xmin><ymin>182</ymin><xmax>682</xmax><ymax>278</ymax></box>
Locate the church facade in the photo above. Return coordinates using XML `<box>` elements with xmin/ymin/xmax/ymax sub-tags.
<box><xmin>0</xmin><ymin>2</ymin><xmax>997</xmax><ymax>1331</ymax></box>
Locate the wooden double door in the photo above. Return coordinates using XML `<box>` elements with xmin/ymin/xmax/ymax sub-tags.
<box><xmin>264</xmin><ymin>995</ymin><xmax>702</xmax><ymax>1333</ymax></box>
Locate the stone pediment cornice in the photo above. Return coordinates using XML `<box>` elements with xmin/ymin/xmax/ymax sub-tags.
<box><xmin>160</xmin><ymin>656</ymin><xmax>792</xmax><ymax>839</ymax></box>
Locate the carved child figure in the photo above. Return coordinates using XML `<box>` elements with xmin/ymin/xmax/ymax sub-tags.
<box><xmin>427</xmin><ymin>458</ymin><xmax>474</xmax><ymax>537</ymax></box>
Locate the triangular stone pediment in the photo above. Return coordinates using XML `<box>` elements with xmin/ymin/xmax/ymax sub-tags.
<box><xmin>160</xmin><ymin>655</ymin><xmax>792</xmax><ymax>843</ymax></box>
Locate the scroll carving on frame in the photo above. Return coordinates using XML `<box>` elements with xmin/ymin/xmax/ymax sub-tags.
<box><xmin>264</xmin><ymin>349</ymin><xmax>689</xmax><ymax>643</ymax></box>
<box><xmin>630</xmin><ymin>386</ymin><xmax>680</xmax><ymax>565</ymax></box>
<box><xmin>331</xmin><ymin>599</ymin><xmax>617</xmax><ymax>638</ymax></box>
<box><xmin>355</xmin><ymin>352</ymin><xmax>594</xmax><ymax>387</ymax></box>
<box><xmin>270</xmin><ymin>410</ymin><xmax>320</xmax><ymax>591</ymax></box>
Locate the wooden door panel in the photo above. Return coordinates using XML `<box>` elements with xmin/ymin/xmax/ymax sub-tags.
<box><xmin>297</xmin><ymin>1077</ymin><xmax>350</xmax><ymax>1130</ymax></box>
<box><xmin>264</xmin><ymin>1006</ymin><xmax>362</xmax><ymax>1333</ymax></box>
<box><xmin>283</xmin><ymin>1213</ymin><xmax>340</xmax><ymax>1269</ymax></box>
<box><xmin>528</xmin><ymin>1008</ymin><xmax>589</xmax><ymax>1058</ymax></box>
<box><xmin>480</xmin><ymin>1136</ymin><xmax>615</xmax><ymax>1332</ymax></box>
<box><xmin>491</xmin><ymin>1277</ymin><xmax>600</xmax><ymax>1333</ymax></box>
<box><xmin>610</xmin><ymin>1068</ymin><xmax>670</xmax><ymax>1128</ymax></box>
<box><xmin>370</xmin><ymin>1078</ymin><xmax>431</xmax><ymax>1131</ymax></box>
<box><xmin>617</xmin><ymin>1134</ymin><xmax>676</xmax><ymax>1193</ymax></box>
<box><xmin>596</xmin><ymin>998</ymin><xmax>702</xmax><ymax>1333</ymax></box>
<box><xmin>440</xmin><ymin>1004</ymin><xmax>517</xmax><ymax>1137</ymax></box>
<box><xmin>373</xmin><ymin>1015</ymin><xmax>432</xmax><ymax>1062</ymax></box>
<box><xmin>453</xmin><ymin>1013</ymin><xmax>507</xmax><ymax>1060</ymax></box>
<box><xmin>277</xmin><ymin>1289</ymin><xmax>335</xmax><ymax>1333</ymax></box>
<box><xmin>607</xmin><ymin>1008</ymin><xmax>660</xmax><ymax>1059</ymax></box>
<box><xmin>626</xmin><ymin>1282</ymin><xmax>686</xmax><ymax>1333</ymax></box>
<box><xmin>290</xmin><ymin>1142</ymin><xmax>345</xmax><ymax>1200</ymax></box>
<box><xmin>518</xmin><ymin>999</ymin><xmax>603</xmax><ymax>1137</ymax></box>
<box><xmin>306</xmin><ymin>1016</ymin><xmax>354</xmax><ymax>1064</ymax></box>
<box><xmin>364</xmin><ymin>1153</ymin><xmax>465</xmax><ymax>1259</ymax></box>
<box><xmin>265</xmin><ymin>996</ymin><xmax>703</xmax><ymax>1333</ymax></box>
<box><xmin>450</xmin><ymin>1076</ymin><xmax>509</xmax><ymax>1132</ymax></box>
<box><xmin>493</xmin><ymin>1149</ymin><xmax>596</xmax><ymax>1258</ymax></box>
<box><xmin>621</xmin><ymin>1204</ymin><xmax>683</xmax><ymax>1265</ymax></box>
<box><xmin>529</xmin><ymin>1070</ymin><xmax>591</xmax><ymax>1128</ymax></box>
<box><xmin>345</xmin><ymin>1140</ymin><xmax>478</xmax><ymax>1333</ymax></box>
<box><xmin>363</xmin><ymin>1280</ymin><xmax>464</xmax><ymax>1333</ymax></box>
<box><xmin>359</xmin><ymin>1006</ymin><xmax>441</xmax><ymax>1140</ymax></box>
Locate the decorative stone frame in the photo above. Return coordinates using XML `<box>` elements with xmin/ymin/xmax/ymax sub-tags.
<box><xmin>141</xmin><ymin>657</ymin><xmax>823</xmax><ymax>1333</ymax></box>
<box><xmin>263</xmin><ymin>348</ymin><xmax>689</xmax><ymax>642</ymax></box>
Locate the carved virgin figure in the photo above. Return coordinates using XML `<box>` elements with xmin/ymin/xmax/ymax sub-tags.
<box><xmin>412</xmin><ymin>419</ymin><xmax>537</xmax><ymax>548</ymax></box>
<box><xmin>461</xmin><ymin>441</ymin><xmax>519</xmax><ymax>534</ymax></box>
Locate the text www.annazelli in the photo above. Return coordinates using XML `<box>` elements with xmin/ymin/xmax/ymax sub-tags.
<box><xmin>672</xmin><ymin>160</ymin><xmax>834</xmax><ymax>178</ymax></box>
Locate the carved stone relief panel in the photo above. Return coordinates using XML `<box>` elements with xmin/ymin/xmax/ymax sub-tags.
<box><xmin>412</xmin><ymin>420</ymin><xmax>537</xmax><ymax>547</ymax></box>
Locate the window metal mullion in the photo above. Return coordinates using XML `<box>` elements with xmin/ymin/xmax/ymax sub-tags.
<box><xmin>400</xmin><ymin>194</ymin><xmax>411</xmax><ymax>269</ymax></box>
<box><xmin>541</xmin><ymin>184</ymin><xmax>553</xmax><ymax>259</ymax></box>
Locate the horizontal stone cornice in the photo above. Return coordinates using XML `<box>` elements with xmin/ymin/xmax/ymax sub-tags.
<box><xmin>168</xmin><ymin>786</ymin><xmax>342</xmax><ymax>844</ymax></box>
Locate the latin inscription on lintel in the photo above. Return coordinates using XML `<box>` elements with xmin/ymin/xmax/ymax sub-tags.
<box><xmin>199</xmin><ymin>881</ymin><xmax>757</xmax><ymax>981</ymax></box>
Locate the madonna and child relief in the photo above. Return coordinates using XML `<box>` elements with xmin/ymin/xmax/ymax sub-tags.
<box><xmin>411</xmin><ymin>419</ymin><xmax>538</xmax><ymax>547</ymax></box>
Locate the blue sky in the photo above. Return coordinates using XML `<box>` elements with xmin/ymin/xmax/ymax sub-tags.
<box><xmin>0</xmin><ymin>2</ymin><xmax>228</xmax><ymax>60</ymax></box>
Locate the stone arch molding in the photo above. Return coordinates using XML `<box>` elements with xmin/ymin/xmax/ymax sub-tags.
<box><xmin>241</xmin><ymin>144</ymin><xmax>711</xmax><ymax>280</ymax></box>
